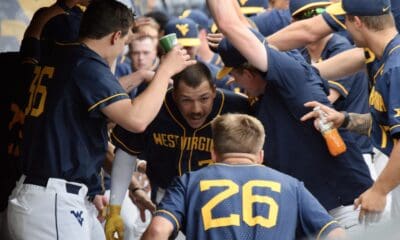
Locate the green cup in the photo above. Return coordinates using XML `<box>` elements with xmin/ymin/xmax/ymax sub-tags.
<box><xmin>159</xmin><ymin>33</ymin><xmax>178</xmax><ymax>53</ymax></box>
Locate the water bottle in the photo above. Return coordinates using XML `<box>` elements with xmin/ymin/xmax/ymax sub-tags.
<box><xmin>314</xmin><ymin>106</ymin><xmax>347</xmax><ymax>156</ymax></box>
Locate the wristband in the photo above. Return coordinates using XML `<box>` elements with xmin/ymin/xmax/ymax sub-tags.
<box><xmin>341</xmin><ymin>111</ymin><xmax>350</xmax><ymax>128</ymax></box>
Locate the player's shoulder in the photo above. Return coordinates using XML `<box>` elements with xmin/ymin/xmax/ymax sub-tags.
<box><xmin>217</xmin><ymin>88</ymin><xmax>251</xmax><ymax>112</ymax></box>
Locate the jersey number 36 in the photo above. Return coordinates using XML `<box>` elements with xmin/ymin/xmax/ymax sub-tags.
<box><xmin>25</xmin><ymin>66</ymin><xmax>54</xmax><ymax>117</ymax></box>
<box><xmin>200</xmin><ymin>179</ymin><xmax>281</xmax><ymax>231</ymax></box>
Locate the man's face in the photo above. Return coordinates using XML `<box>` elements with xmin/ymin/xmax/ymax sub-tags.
<box><xmin>344</xmin><ymin>15</ymin><xmax>366</xmax><ymax>47</ymax></box>
<box><xmin>183</xmin><ymin>46</ymin><xmax>199</xmax><ymax>59</ymax></box>
<box><xmin>230</xmin><ymin>68</ymin><xmax>266</xmax><ymax>97</ymax></box>
<box><xmin>113</xmin><ymin>29</ymin><xmax>133</xmax><ymax>60</ymax></box>
<box><xmin>129</xmin><ymin>38</ymin><xmax>157</xmax><ymax>70</ymax></box>
<box><xmin>173</xmin><ymin>80</ymin><xmax>216</xmax><ymax>129</ymax></box>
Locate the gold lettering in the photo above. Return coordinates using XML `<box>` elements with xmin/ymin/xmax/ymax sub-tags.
<box><xmin>192</xmin><ymin>137</ymin><xmax>198</xmax><ymax>150</ymax></box>
<box><xmin>369</xmin><ymin>87</ymin><xmax>386</xmax><ymax>112</ymax></box>
<box><xmin>153</xmin><ymin>133</ymin><xmax>163</xmax><ymax>145</ymax></box>
<box><xmin>167</xmin><ymin>134</ymin><xmax>176</xmax><ymax>148</ymax></box>
<box><xmin>198</xmin><ymin>137</ymin><xmax>206</xmax><ymax>151</ymax></box>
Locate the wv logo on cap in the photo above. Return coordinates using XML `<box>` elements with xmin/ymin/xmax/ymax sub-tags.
<box><xmin>239</xmin><ymin>0</ymin><xmax>249</xmax><ymax>6</ymax></box>
<box><xmin>176</xmin><ymin>24</ymin><xmax>189</xmax><ymax>36</ymax></box>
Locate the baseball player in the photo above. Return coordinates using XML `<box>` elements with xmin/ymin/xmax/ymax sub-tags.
<box><xmin>300</xmin><ymin>0</ymin><xmax>400</xmax><ymax>222</ymax></box>
<box><xmin>141</xmin><ymin>113</ymin><xmax>346</xmax><ymax>240</ymax></box>
<box><xmin>106</xmin><ymin>62</ymin><xmax>250</xmax><ymax>239</ymax></box>
<box><xmin>290</xmin><ymin>0</ymin><xmax>374</xmax><ymax>177</ymax></box>
<box><xmin>266</xmin><ymin>0</ymin><xmax>399</xmax><ymax>50</ymax></box>
<box><xmin>1</xmin><ymin>1</ymin><xmax>88</xmax><ymax>239</ymax></box>
<box><xmin>6</xmin><ymin>1</ymin><xmax>195</xmax><ymax>239</ymax></box>
<box><xmin>208</xmin><ymin>0</ymin><xmax>373</xmax><ymax>230</ymax></box>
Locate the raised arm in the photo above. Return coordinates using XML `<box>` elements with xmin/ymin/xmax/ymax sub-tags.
<box><xmin>207</xmin><ymin>0</ymin><xmax>268</xmax><ymax>72</ymax></box>
<box><xmin>314</xmin><ymin>48</ymin><xmax>366</xmax><ymax>80</ymax></box>
<box><xmin>266</xmin><ymin>15</ymin><xmax>333</xmax><ymax>51</ymax></box>
<box><xmin>102</xmin><ymin>46</ymin><xmax>195</xmax><ymax>133</ymax></box>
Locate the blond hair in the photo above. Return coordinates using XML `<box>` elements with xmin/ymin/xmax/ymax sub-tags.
<box><xmin>211</xmin><ymin>113</ymin><xmax>265</xmax><ymax>155</ymax></box>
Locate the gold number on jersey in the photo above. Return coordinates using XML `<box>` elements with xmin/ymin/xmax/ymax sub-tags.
<box><xmin>200</xmin><ymin>179</ymin><xmax>281</xmax><ymax>230</ymax></box>
<box><xmin>25</xmin><ymin>66</ymin><xmax>54</xmax><ymax>117</ymax></box>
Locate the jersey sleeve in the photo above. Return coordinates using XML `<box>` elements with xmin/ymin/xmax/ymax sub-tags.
<box><xmin>296</xmin><ymin>181</ymin><xmax>340</xmax><ymax>238</ymax></box>
<box><xmin>386</xmin><ymin>67</ymin><xmax>400</xmax><ymax>137</ymax></box>
<box><xmin>265</xmin><ymin>46</ymin><xmax>331</xmax><ymax>119</ymax></box>
<box><xmin>110</xmin><ymin>125</ymin><xmax>144</xmax><ymax>155</ymax></box>
<box><xmin>74</xmin><ymin>61</ymin><xmax>129</xmax><ymax>118</ymax></box>
<box><xmin>328</xmin><ymin>78</ymin><xmax>351</xmax><ymax>99</ymax></box>
<box><xmin>154</xmin><ymin>176</ymin><xmax>187</xmax><ymax>235</ymax></box>
<box><xmin>321</xmin><ymin>12</ymin><xmax>346</xmax><ymax>32</ymax></box>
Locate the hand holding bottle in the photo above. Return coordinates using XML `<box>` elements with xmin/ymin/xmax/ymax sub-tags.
<box><xmin>313</xmin><ymin>106</ymin><xmax>347</xmax><ymax>156</ymax></box>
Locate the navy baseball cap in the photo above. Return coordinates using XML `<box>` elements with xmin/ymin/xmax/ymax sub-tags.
<box><xmin>326</xmin><ymin>0</ymin><xmax>391</xmax><ymax>16</ymax></box>
<box><xmin>180</xmin><ymin>9</ymin><xmax>210</xmax><ymax>30</ymax></box>
<box><xmin>217</xmin><ymin>29</ymin><xmax>266</xmax><ymax>79</ymax></box>
<box><xmin>290</xmin><ymin>0</ymin><xmax>331</xmax><ymax>17</ymax></box>
<box><xmin>164</xmin><ymin>18</ymin><xmax>201</xmax><ymax>47</ymax></box>
<box><xmin>238</xmin><ymin>0</ymin><xmax>269</xmax><ymax>15</ymax></box>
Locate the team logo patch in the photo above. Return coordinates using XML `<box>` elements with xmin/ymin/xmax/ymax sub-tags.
<box><xmin>70</xmin><ymin>210</ymin><xmax>84</xmax><ymax>226</ymax></box>
<box><xmin>176</xmin><ymin>24</ymin><xmax>189</xmax><ymax>36</ymax></box>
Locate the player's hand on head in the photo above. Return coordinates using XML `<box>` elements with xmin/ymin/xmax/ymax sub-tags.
<box><xmin>354</xmin><ymin>186</ymin><xmax>386</xmax><ymax>225</ymax></box>
<box><xmin>301</xmin><ymin>101</ymin><xmax>345</xmax><ymax>129</ymax></box>
<box><xmin>207</xmin><ymin>33</ymin><xmax>224</xmax><ymax>51</ymax></box>
<box><xmin>105</xmin><ymin>205</ymin><xmax>124</xmax><ymax>240</ymax></box>
<box><xmin>129</xmin><ymin>188</ymin><xmax>156</xmax><ymax>222</ymax></box>
<box><xmin>160</xmin><ymin>45</ymin><xmax>196</xmax><ymax>76</ymax></box>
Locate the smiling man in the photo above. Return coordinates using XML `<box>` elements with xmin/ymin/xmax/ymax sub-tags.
<box><xmin>110</xmin><ymin>62</ymin><xmax>251</xmax><ymax>205</ymax></box>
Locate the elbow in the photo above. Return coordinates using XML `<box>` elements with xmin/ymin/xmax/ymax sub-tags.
<box><xmin>214</xmin><ymin>16</ymin><xmax>239</xmax><ymax>34</ymax></box>
<box><xmin>129</xmin><ymin>120</ymin><xmax>148</xmax><ymax>133</ymax></box>
<box><xmin>122</xmin><ymin>118</ymin><xmax>149</xmax><ymax>133</ymax></box>
<box><xmin>142</xmin><ymin>224</ymin><xmax>170</xmax><ymax>240</ymax></box>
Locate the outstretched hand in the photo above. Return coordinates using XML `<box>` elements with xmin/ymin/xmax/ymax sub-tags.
<box><xmin>129</xmin><ymin>189</ymin><xmax>156</xmax><ymax>222</ymax></box>
<box><xmin>301</xmin><ymin>101</ymin><xmax>345</xmax><ymax>129</ymax></box>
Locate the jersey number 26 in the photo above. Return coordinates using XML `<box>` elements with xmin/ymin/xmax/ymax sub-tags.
<box><xmin>200</xmin><ymin>179</ymin><xmax>281</xmax><ymax>231</ymax></box>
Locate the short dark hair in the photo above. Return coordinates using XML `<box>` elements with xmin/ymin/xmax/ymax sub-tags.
<box><xmin>346</xmin><ymin>13</ymin><xmax>395</xmax><ymax>31</ymax></box>
<box><xmin>172</xmin><ymin>62</ymin><xmax>213</xmax><ymax>89</ymax></box>
<box><xmin>79</xmin><ymin>0</ymin><xmax>135</xmax><ymax>39</ymax></box>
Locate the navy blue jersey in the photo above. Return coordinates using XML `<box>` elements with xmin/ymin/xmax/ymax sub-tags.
<box><xmin>0</xmin><ymin>52</ymin><xmax>27</xmax><ymax>211</ymax></box>
<box><xmin>250</xmin><ymin>9</ymin><xmax>291</xmax><ymax>37</ymax></box>
<box><xmin>115</xmin><ymin>55</ymin><xmax>132</xmax><ymax>78</ymax></box>
<box><xmin>209</xmin><ymin>52</ymin><xmax>224</xmax><ymax>68</ymax></box>
<box><xmin>156</xmin><ymin>163</ymin><xmax>340</xmax><ymax>240</ymax></box>
<box><xmin>301</xmin><ymin>34</ymin><xmax>372</xmax><ymax>154</ymax></box>
<box><xmin>255</xmin><ymin>44</ymin><xmax>373</xmax><ymax>210</ymax></box>
<box><xmin>392</xmin><ymin>0</ymin><xmax>400</xmax><ymax>31</ymax></box>
<box><xmin>367</xmin><ymin>34</ymin><xmax>400</xmax><ymax>156</ymax></box>
<box><xmin>22</xmin><ymin>42</ymin><xmax>129</xmax><ymax>189</ymax></box>
<box><xmin>321</xmin><ymin>12</ymin><xmax>353</xmax><ymax>43</ymax></box>
<box><xmin>111</xmin><ymin>89</ymin><xmax>250</xmax><ymax>189</ymax></box>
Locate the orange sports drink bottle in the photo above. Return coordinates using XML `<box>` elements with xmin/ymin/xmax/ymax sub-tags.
<box><xmin>314</xmin><ymin>107</ymin><xmax>346</xmax><ymax>156</ymax></box>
